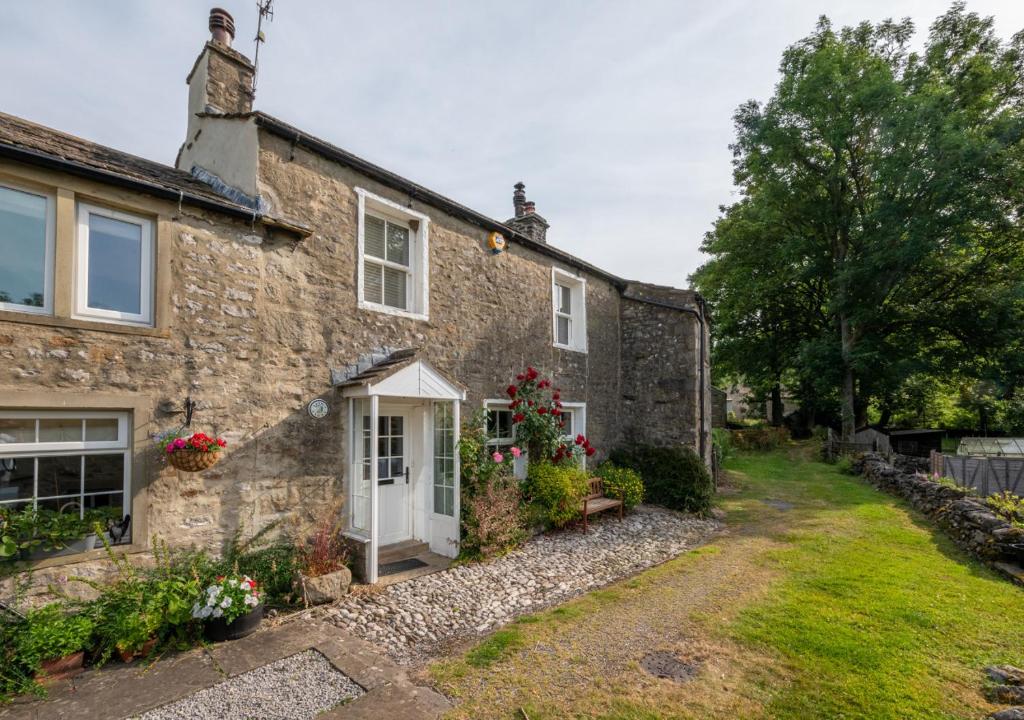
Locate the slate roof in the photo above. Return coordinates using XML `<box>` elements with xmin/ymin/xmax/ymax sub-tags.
<box><xmin>0</xmin><ymin>111</ymin><xmax>309</xmax><ymax>236</ymax></box>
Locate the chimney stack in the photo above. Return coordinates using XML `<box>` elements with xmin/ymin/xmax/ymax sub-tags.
<box><xmin>506</xmin><ymin>182</ymin><xmax>550</xmax><ymax>244</ymax></box>
<box><xmin>209</xmin><ymin>7</ymin><xmax>236</xmax><ymax>46</ymax></box>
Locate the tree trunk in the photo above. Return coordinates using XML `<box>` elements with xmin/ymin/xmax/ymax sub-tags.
<box><xmin>840</xmin><ymin>314</ymin><xmax>856</xmax><ymax>440</ymax></box>
<box><xmin>878</xmin><ymin>406</ymin><xmax>892</xmax><ymax>429</ymax></box>
<box><xmin>770</xmin><ymin>383</ymin><xmax>784</xmax><ymax>427</ymax></box>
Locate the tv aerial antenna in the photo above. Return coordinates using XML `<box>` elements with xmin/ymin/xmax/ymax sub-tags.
<box><xmin>252</xmin><ymin>0</ymin><xmax>275</xmax><ymax>94</ymax></box>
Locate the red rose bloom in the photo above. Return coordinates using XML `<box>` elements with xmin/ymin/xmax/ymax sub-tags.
<box><xmin>512</xmin><ymin>413</ymin><xmax>525</xmax><ymax>423</ymax></box>
<box><xmin>527</xmin><ymin>400</ymin><xmax>534</xmax><ymax>407</ymax></box>
<box><xmin>526</xmin><ymin>367</ymin><xmax>538</xmax><ymax>381</ymax></box>
<box><xmin>506</xmin><ymin>384</ymin><xmax>517</xmax><ymax>398</ymax></box>
<box><xmin>585</xmin><ymin>447</ymin><xmax>596</xmax><ymax>456</ymax></box>
<box><xmin>575</xmin><ymin>434</ymin><xmax>585</xmax><ymax>445</ymax></box>
<box><xmin>552</xmin><ymin>408</ymin><xmax>561</xmax><ymax>416</ymax></box>
<box><xmin>537</xmin><ymin>407</ymin><xmax>547</xmax><ymax>415</ymax></box>
<box><xmin>552</xmin><ymin>391</ymin><xmax>560</xmax><ymax>401</ymax></box>
<box><xmin>516</xmin><ymin>373</ymin><xmax>525</xmax><ymax>381</ymax></box>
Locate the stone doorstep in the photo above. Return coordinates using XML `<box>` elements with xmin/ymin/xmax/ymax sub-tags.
<box><xmin>0</xmin><ymin>619</ymin><xmax>450</xmax><ymax>720</ymax></box>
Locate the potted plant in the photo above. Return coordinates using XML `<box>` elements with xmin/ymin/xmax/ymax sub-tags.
<box><xmin>14</xmin><ymin>603</ymin><xmax>94</xmax><ymax>683</ymax></box>
<box><xmin>157</xmin><ymin>429</ymin><xmax>227</xmax><ymax>472</ymax></box>
<box><xmin>292</xmin><ymin>500</ymin><xmax>352</xmax><ymax>605</ymax></box>
<box><xmin>193</xmin><ymin>574</ymin><xmax>262</xmax><ymax>641</ymax></box>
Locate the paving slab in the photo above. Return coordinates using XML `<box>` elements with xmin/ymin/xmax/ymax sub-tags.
<box><xmin>0</xmin><ymin>617</ymin><xmax>450</xmax><ymax>720</ymax></box>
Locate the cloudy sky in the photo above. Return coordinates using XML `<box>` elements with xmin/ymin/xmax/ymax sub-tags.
<box><xmin>5</xmin><ymin>1</ymin><xmax>1023</xmax><ymax>286</ymax></box>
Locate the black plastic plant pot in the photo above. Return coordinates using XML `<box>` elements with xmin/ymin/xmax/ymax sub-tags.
<box><xmin>205</xmin><ymin>603</ymin><xmax>263</xmax><ymax>642</ymax></box>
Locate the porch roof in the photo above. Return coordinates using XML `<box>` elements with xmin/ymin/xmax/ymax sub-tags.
<box><xmin>334</xmin><ymin>349</ymin><xmax>466</xmax><ymax>401</ymax></box>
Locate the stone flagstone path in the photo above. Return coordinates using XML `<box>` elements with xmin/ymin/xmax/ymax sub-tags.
<box><xmin>318</xmin><ymin>506</ymin><xmax>718</xmax><ymax>664</ymax></box>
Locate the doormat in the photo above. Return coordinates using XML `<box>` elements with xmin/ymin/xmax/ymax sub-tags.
<box><xmin>380</xmin><ymin>558</ymin><xmax>429</xmax><ymax>576</ymax></box>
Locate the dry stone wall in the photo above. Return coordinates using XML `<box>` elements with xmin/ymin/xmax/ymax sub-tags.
<box><xmin>855</xmin><ymin>453</ymin><xmax>1024</xmax><ymax>570</ymax></box>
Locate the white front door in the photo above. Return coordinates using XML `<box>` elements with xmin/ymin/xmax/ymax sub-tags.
<box><xmin>377</xmin><ymin>412</ymin><xmax>411</xmax><ymax>545</ymax></box>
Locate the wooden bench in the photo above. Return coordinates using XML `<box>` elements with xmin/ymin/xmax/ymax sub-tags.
<box><xmin>582</xmin><ymin>477</ymin><xmax>624</xmax><ymax>532</ymax></box>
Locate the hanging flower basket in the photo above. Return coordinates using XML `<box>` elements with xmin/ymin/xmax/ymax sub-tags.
<box><xmin>167</xmin><ymin>449</ymin><xmax>222</xmax><ymax>472</ymax></box>
<box><xmin>157</xmin><ymin>430</ymin><xmax>227</xmax><ymax>473</ymax></box>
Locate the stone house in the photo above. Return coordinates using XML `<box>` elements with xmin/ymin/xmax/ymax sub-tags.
<box><xmin>0</xmin><ymin>9</ymin><xmax>709</xmax><ymax>591</ymax></box>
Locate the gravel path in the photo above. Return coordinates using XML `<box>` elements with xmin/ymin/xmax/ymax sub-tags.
<box><xmin>135</xmin><ymin>650</ymin><xmax>363</xmax><ymax>720</ymax></box>
<box><xmin>318</xmin><ymin>505</ymin><xmax>718</xmax><ymax>664</ymax></box>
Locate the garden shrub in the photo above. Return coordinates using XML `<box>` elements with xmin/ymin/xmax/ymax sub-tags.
<box><xmin>711</xmin><ymin>428</ymin><xmax>733</xmax><ymax>463</ymax></box>
<box><xmin>986</xmin><ymin>491</ymin><xmax>1024</xmax><ymax>528</ymax></box>
<box><xmin>526</xmin><ymin>462</ymin><xmax>590</xmax><ymax>528</ymax></box>
<box><xmin>609</xmin><ymin>445</ymin><xmax>714</xmax><ymax>515</ymax></box>
<box><xmin>460</xmin><ymin>476</ymin><xmax>527</xmax><ymax>560</ymax></box>
<box><xmin>595</xmin><ymin>463</ymin><xmax>644</xmax><ymax>509</ymax></box>
<box><xmin>14</xmin><ymin>603</ymin><xmax>94</xmax><ymax>669</ymax></box>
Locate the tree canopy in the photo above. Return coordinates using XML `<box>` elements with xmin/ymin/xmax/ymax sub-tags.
<box><xmin>693</xmin><ymin>3</ymin><xmax>1024</xmax><ymax>436</ymax></box>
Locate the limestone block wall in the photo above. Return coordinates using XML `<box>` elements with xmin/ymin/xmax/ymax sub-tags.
<box><xmin>618</xmin><ymin>285</ymin><xmax>710</xmax><ymax>461</ymax></box>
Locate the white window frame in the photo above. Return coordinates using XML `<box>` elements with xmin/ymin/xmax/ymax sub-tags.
<box><xmin>558</xmin><ymin>402</ymin><xmax>587</xmax><ymax>469</ymax></box>
<box><xmin>356</xmin><ymin>187</ymin><xmax>430</xmax><ymax>321</ymax></box>
<box><xmin>552</xmin><ymin>267</ymin><xmax>587</xmax><ymax>353</ymax></box>
<box><xmin>0</xmin><ymin>410</ymin><xmax>131</xmax><ymax>520</ymax></box>
<box><xmin>0</xmin><ymin>181</ymin><xmax>55</xmax><ymax>316</ymax></box>
<box><xmin>74</xmin><ymin>202</ymin><xmax>155</xmax><ymax>326</ymax></box>
<box><xmin>483</xmin><ymin>399</ymin><xmax>526</xmax><ymax>479</ymax></box>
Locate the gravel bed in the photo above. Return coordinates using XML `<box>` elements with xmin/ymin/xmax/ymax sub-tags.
<box><xmin>318</xmin><ymin>505</ymin><xmax>718</xmax><ymax>664</ymax></box>
<box><xmin>135</xmin><ymin>650</ymin><xmax>363</xmax><ymax>720</ymax></box>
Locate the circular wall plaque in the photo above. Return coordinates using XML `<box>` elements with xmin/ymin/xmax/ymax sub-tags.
<box><xmin>307</xmin><ymin>398</ymin><xmax>330</xmax><ymax>419</ymax></box>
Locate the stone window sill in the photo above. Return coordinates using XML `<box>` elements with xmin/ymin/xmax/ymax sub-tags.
<box><xmin>17</xmin><ymin>541</ymin><xmax>147</xmax><ymax>572</ymax></box>
<box><xmin>0</xmin><ymin>309</ymin><xmax>168</xmax><ymax>338</ymax></box>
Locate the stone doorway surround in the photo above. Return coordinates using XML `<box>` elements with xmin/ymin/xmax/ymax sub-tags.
<box><xmin>0</xmin><ymin>619</ymin><xmax>450</xmax><ymax>720</ymax></box>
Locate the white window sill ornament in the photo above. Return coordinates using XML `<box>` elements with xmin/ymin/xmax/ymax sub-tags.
<box><xmin>488</xmin><ymin>231</ymin><xmax>507</xmax><ymax>255</ymax></box>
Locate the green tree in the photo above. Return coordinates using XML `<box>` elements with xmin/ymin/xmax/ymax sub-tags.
<box><xmin>695</xmin><ymin>4</ymin><xmax>1024</xmax><ymax>438</ymax></box>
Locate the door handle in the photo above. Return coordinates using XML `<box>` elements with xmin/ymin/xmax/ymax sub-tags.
<box><xmin>404</xmin><ymin>467</ymin><xmax>410</xmax><ymax>484</ymax></box>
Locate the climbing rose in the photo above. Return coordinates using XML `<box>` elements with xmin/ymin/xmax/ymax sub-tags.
<box><xmin>506</xmin><ymin>385</ymin><xmax>517</xmax><ymax>398</ymax></box>
<box><xmin>512</xmin><ymin>413</ymin><xmax>525</xmax><ymax>423</ymax></box>
<box><xmin>526</xmin><ymin>367</ymin><xmax>538</xmax><ymax>381</ymax></box>
<box><xmin>492</xmin><ymin>451</ymin><xmax>504</xmax><ymax>463</ymax></box>
<box><xmin>516</xmin><ymin>373</ymin><xmax>525</xmax><ymax>381</ymax></box>
<box><xmin>575</xmin><ymin>434</ymin><xmax>585</xmax><ymax>445</ymax></box>
<box><xmin>537</xmin><ymin>407</ymin><xmax>548</xmax><ymax>415</ymax></box>
<box><xmin>585</xmin><ymin>446</ymin><xmax>595</xmax><ymax>456</ymax></box>
<box><xmin>510</xmin><ymin>446</ymin><xmax>522</xmax><ymax>458</ymax></box>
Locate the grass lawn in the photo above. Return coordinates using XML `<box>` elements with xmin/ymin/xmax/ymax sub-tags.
<box><xmin>427</xmin><ymin>445</ymin><xmax>1024</xmax><ymax>719</ymax></box>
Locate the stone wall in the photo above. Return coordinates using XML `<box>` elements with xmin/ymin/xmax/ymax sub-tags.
<box><xmin>1</xmin><ymin>114</ymin><xmax>707</xmax><ymax>601</ymax></box>
<box><xmin>855</xmin><ymin>453</ymin><xmax>1024</xmax><ymax>572</ymax></box>
<box><xmin>618</xmin><ymin>283</ymin><xmax>710</xmax><ymax>462</ymax></box>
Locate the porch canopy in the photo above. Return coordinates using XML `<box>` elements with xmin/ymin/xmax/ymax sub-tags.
<box><xmin>335</xmin><ymin>350</ymin><xmax>465</xmax><ymax>583</ymax></box>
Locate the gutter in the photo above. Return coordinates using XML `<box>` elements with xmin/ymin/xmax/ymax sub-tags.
<box><xmin>0</xmin><ymin>142</ymin><xmax>311</xmax><ymax>239</ymax></box>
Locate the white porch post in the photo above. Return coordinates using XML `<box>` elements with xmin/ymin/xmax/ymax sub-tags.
<box><xmin>369</xmin><ymin>394</ymin><xmax>380</xmax><ymax>584</ymax></box>
<box><xmin>452</xmin><ymin>399</ymin><xmax>461</xmax><ymax>541</ymax></box>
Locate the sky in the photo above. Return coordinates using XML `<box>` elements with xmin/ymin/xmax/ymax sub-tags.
<box><xmin>4</xmin><ymin>1</ymin><xmax>1024</xmax><ymax>287</ymax></box>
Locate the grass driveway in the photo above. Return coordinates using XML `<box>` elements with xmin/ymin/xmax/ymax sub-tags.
<box><xmin>427</xmin><ymin>446</ymin><xmax>1024</xmax><ymax>719</ymax></box>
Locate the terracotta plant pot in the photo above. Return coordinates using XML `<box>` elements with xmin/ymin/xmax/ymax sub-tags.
<box><xmin>206</xmin><ymin>604</ymin><xmax>263</xmax><ymax>642</ymax></box>
<box><xmin>117</xmin><ymin>637</ymin><xmax>158</xmax><ymax>663</ymax></box>
<box><xmin>167</xmin><ymin>449</ymin><xmax>221</xmax><ymax>472</ymax></box>
<box><xmin>36</xmin><ymin>650</ymin><xmax>85</xmax><ymax>683</ymax></box>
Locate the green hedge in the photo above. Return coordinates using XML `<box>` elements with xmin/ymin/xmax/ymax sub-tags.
<box><xmin>609</xmin><ymin>445</ymin><xmax>713</xmax><ymax>515</ymax></box>
<box><xmin>526</xmin><ymin>462</ymin><xmax>590</xmax><ymax>528</ymax></box>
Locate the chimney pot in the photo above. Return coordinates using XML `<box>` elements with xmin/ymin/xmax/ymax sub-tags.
<box><xmin>513</xmin><ymin>182</ymin><xmax>527</xmax><ymax>218</ymax></box>
<box><xmin>209</xmin><ymin>7</ymin><xmax>236</xmax><ymax>46</ymax></box>
<box><xmin>524</xmin><ymin>201</ymin><xmax>536</xmax><ymax>215</ymax></box>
